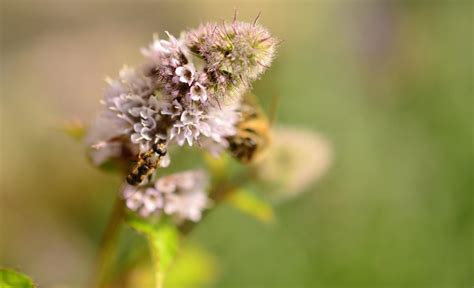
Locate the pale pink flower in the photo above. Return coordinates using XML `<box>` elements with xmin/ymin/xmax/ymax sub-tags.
<box><xmin>122</xmin><ymin>170</ymin><xmax>209</xmax><ymax>222</ymax></box>
<box><xmin>190</xmin><ymin>82</ymin><xmax>208</xmax><ymax>102</ymax></box>
<box><xmin>175</xmin><ymin>64</ymin><xmax>195</xmax><ymax>85</ymax></box>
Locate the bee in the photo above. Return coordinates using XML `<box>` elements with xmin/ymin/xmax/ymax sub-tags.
<box><xmin>126</xmin><ymin>140</ymin><xmax>168</xmax><ymax>185</ymax></box>
<box><xmin>227</xmin><ymin>94</ymin><xmax>273</xmax><ymax>164</ymax></box>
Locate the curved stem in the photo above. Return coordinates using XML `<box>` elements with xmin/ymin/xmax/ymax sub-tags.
<box><xmin>91</xmin><ymin>195</ymin><xmax>125</xmax><ymax>287</ymax></box>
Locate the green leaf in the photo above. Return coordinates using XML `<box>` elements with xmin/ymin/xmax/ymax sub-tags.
<box><xmin>225</xmin><ymin>188</ymin><xmax>275</xmax><ymax>224</ymax></box>
<box><xmin>125</xmin><ymin>214</ymin><xmax>180</xmax><ymax>287</ymax></box>
<box><xmin>124</xmin><ymin>245</ymin><xmax>218</xmax><ymax>288</ymax></box>
<box><xmin>148</xmin><ymin>224</ymin><xmax>179</xmax><ymax>273</ymax></box>
<box><xmin>0</xmin><ymin>268</ymin><xmax>35</xmax><ymax>288</ymax></box>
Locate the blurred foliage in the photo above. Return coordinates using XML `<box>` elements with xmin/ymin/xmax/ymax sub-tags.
<box><xmin>0</xmin><ymin>268</ymin><xmax>35</xmax><ymax>288</ymax></box>
<box><xmin>165</xmin><ymin>245</ymin><xmax>218</xmax><ymax>288</ymax></box>
<box><xmin>1</xmin><ymin>1</ymin><xmax>472</xmax><ymax>287</ymax></box>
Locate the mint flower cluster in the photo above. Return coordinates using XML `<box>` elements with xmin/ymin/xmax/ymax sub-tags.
<box><xmin>123</xmin><ymin>170</ymin><xmax>208</xmax><ymax>222</ymax></box>
<box><xmin>86</xmin><ymin>21</ymin><xmax>277</xmax><ymax>221</ymax></box>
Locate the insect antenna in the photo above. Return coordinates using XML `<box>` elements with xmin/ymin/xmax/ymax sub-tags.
<box><xmin>233</xmin><ymin>8</ymin><xmax>238</xmax><ymax>23</ymax></box>
<box><xmin>253</xmin><ymin>11</ymin><xmax>262</xmax><ymax>26</ymax></box>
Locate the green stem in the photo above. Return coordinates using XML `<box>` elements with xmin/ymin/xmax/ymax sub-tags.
<box><xmin>91</xmin><ymin>195</ymin><xmax>125</xmax><ymax>287</ymax></box>
<box><xmin>148</xmin><ymin>235</ymin><xmax>164</xmax><ymax>288</ymax></box>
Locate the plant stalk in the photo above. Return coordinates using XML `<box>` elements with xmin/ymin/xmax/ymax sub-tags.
<box><xmin>148</xmin><ymin>235</ymin><xmax>164</xmax><ymax>288</ymax></box>
<box><xmin>91</xmin><ymin>194</ymin><xmax>125</xmax><ymax>287</ymax></box>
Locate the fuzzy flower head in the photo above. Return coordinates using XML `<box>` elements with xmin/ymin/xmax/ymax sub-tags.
<box><xmin>123</xmin><ymin>170</ymin><xmax>209</xmax><ymax>222</ymax></box>
<box><xmin>186</xmin><ymin>21</ymin><xmax>278</xmax><ymax>101</ymax></box>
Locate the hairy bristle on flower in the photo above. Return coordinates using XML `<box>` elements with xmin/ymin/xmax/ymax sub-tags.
<box><xmin>186</xmin><ymin>21</ymin><xmax>277</xmax><ymax>102</ymax></box>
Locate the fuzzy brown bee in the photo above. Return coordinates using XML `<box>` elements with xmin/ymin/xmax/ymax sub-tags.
<box><xmin>227</xmin><ymin>95</ymin><xmax>272</xmax><ymax>164</ymax></box>
<box><xmin>126</xmin><ymin>140</ymin><xmax>168</xmax><ymax>186</ymax></box>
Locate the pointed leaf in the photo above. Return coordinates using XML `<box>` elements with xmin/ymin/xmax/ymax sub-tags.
<box><xmin>125</xmin><ymin>213</ymin><xmax>180</xmax><ymax>286</ymax></box>
<box><xmin>148</xmin><ymin>223</ymin><xmax>180</xmax><ymax>273</ymax></box>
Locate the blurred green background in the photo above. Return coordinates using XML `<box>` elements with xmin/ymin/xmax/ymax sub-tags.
<box><xmin>1</xmin><ymin>1</ymin><xmax>472</xmax><ymax>287</ymax></box>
